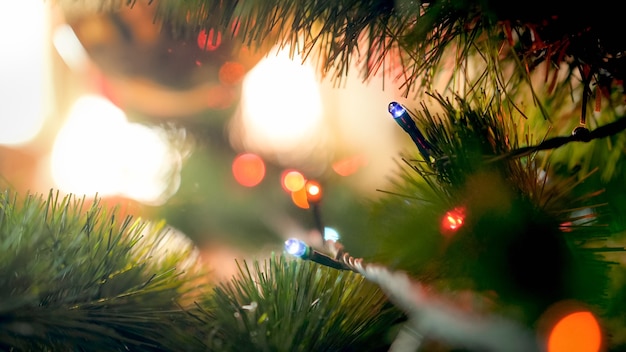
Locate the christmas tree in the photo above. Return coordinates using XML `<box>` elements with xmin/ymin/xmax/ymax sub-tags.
<box><xmin>3</xmin><ymin>0</ymin><xmax>626</xmax><ymax>350</ymax></box>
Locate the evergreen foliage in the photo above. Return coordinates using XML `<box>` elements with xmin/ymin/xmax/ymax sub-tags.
<box><xmin>0</xmin><ymin>190</ymin><xmax>206</xmax><ymax>351</ymax></box>
<box><xmin>194</xmin><ymin>255</ymin><xmax>402</xmax><ymax>351</ymax></box>
<box><xmin>134</xmin><ymin>0</ymin><xmax>626</xmax><ymax>101</ymax></box>
<box><xmin>9</xmin><ymin>0</ymin><xmax>626</xmax><ymax>350</ymax></box>
<box><xmin>365</xmin><ymin>94</ymin><xmax>619</xmax><ymax>325</ymax></box>
<box><xmin>0</xmin><ymin>191</ymin><xmax>400</xmax><ymax>351</ymax></box>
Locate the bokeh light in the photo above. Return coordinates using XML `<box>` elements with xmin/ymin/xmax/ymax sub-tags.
<box><xmin>51</xmin><ymin>95</ymin><xmax>183</xmax><ymax>205</ymax></box>
<box><xmin>0</xmin><ymin>0</ymin><xmax>47</xmax><ymax>146</ymax></box>
<box><xmin>239</xmin><ymin>45</ymin><xmax>323</xmax><ymax>156</ymax></box>
<box><xmin>323</xmin><ymin>227</ymin><xmax>340</xmax><ymax>242</ymax></box>
<box><xmin>440</xmin><ymin>207</ymin><xmax>466</xmax><ymax>236</ymax></box>
<box><xmin>197</xmin><ymin>29</ymin><xmax>222</xmax><ymax>51</ymax></box>
<box><xmin>218</xmin><ymin>61</ymin><xmax>246</xmax><ymax>86</ymax></box>
<box><xmin>281</xmin><ymin>169</ymin><xmax>306</xmax><ymax>192</ymax></box>
<box><xmin>332</xmin><ymin>154</ymin><xmax>368</xmax><ymax>176</ymax></box>
<box><xmin>232</xmin><ymin>152</ymin><xmax>266</xmax><ymax>187</ymax></box>
<box><xmin>548</xmin><ymin>311</ymin><xmax>602</xmax><ymax>352</ymax></box>
<box><xmin>291</xmin><ymin>187</ymin><xmax>310</xmax><ymax>209</ymax></box>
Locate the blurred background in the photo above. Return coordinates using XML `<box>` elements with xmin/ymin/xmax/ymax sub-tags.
<box><xmin>0</xmin><ymin>1</ymin><xmax>413</xmax><ymax>279</ymax></box>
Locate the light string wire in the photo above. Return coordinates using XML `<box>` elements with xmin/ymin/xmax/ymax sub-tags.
<box><xmin>284</xmin><ymin>238</ymin><xmax>539</xmax><ymax>351</ymax></box>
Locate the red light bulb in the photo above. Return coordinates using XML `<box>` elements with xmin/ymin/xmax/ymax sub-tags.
<box><xmin>441</xmin><ymin>207</ymin><xmax>465</xmax><ymax>236</ymax></box>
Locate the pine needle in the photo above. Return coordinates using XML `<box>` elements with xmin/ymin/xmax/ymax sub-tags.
<box><xmin>0</xmin><ymin>190</ymin><xmax>207</xmax><ymax>351</ymax></box>
<box><xmin>196</xmin><ymin>254</ymin><xmax>402</xmax><ymax>351</ymax></box>
<box><xmin>364</xmin><ymin>93</ymin><xmax>621</xmax><ymax>321</ymax></box>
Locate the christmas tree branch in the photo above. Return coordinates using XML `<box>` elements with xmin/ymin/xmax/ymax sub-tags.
<box><xmin>490</xmin><ymin>114</ymin><xmax>626</xmax><ymax>161</ymax></box>
<box><xmin>196</xmin><ymin>254</ymin><xmax>402</xmax><ymax>351</ymax></box>
<box><xmin>0</xmin><ymin>190</ymin><xmax>207</xmax><ymax>351</ymax></box>
<box><xmin>283</xmin><ymin>239</ymin><xmax>539</xmax><ymax>351</ymax></box>
<box><xmin>64</xmin><ymin>0</ymin><xmax>626</xmax><ymax>101</ymax></box>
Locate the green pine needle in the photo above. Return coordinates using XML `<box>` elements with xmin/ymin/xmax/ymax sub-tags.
<box><xmin>365</xmin><ymin>94</ymin><xmax>621</xmax><ymax>321</ymax></box>
<box><xmin>0</xmin><ymin>190</ymin><xmax>207</xmax><ymax>351</ymax></box>
<box><xmin>195</xmin><ymin>254</ymin><xmax>402</xmax><ymax>351</ymax></box>
<box><xmin>65</xmin><ymin>0</ymin><xmax>624</xmax><ymax>106</ymax></box>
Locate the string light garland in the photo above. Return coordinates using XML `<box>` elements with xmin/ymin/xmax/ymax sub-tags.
<box><xmin>284</xmin><ymin>238</ymin><xmax>354</xmax><ymax>271</ymax></box>
<box><xmin>283</xmin><ymin>237</ymin><xmax>539</xmax><ymax>351</ymax></box>
<box><xmin>304</xmin><ymin>179</ymin><xmax>325</xmax><ymax>240</ymax></box>
<box><xmin>490</xmin><ymin>115</ymin><xmax>626</xmax><ymax>161</ymax></box>
<box><xmin>388</xmin><ymin>102</ymin><xmax>434</xmax><ymax>163</ymax></box>
<box><xmin>304</xmin><ymin>180</ymin><xmax>322</xmax><ymax>203</ymax></box>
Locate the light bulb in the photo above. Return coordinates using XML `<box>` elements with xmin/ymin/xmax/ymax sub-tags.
<box><xmin>441</xmin><ymin>207</ymin><xmax>466</xmax><ymax>236</ymax></box>
<box><xmin>284</xmin><ymin>238</ymin><xmax>308</xmax><ymax>258</ymax></box>
<box><xmin>305</xmin><ymin>180</ymin><xmax>322</xmax><ymax>203</ymax></box>
<box><xmin>388</xmin><ymin>102</ymin><xmax>407</xmax><ymax>119</ymax></box>
<box><xmin>388</xmin><ymin>101</ymin><xmax>433</xmax><ymax>162</ymax></box>
<box><xmin>323</xmin><ymin>227</ymin><xmax>340</xmax><ymax>242</ymax></box>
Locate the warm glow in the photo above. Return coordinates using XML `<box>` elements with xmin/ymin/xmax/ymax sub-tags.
<box><xmin>332</xmin><ymin>154</ymin><xmax>368</xmax><ymax>176</ymax></box>
<box><xmin>240</xmin><ymin>45</ymin><xmax>323</xmax><ymax>155</ymax></box>
<box><xmin>548</xmin><ymin>311</ymin><xmax>602</xmax><ymax>352</ymax></box>
<box><xmin>305</xmin><ymin>180</ymin><xmax>322</xmax><ymax>203</ymax></box>
<box><xmin>291</xmin><ymin>187</ymin><xmax>310</xmax><ymax>209</ymax></box>
<box><xmin>281</xmin><ymin>169</ymin><xmax>306</xmax><ymax>192</ymax></box>
<box><xmin>197</xmin><ymin>29</ymin><xmax>222</xmax><ymax>51</ymax></box>
<box><xmin>232</xmin><ymin>153</ymin><xmax>266</xmax><ymax>187</ymax></box>
<box><xmin>51</xmin><ymin>95</ymin><xmax>182</xmax><ymax>205</ymax></box>
<box><xmin>219</xmin><ymin>61</ymin><xmax>246</xmax><ymax>85</ymax></box>
<box><xmin>440</xmin><ymin>207</ymin><xmax>466</xmax><ymax>236</ymax></box>
<box><xmin>0</xmin><ymin>1</ymin><xmax>47</xmax><ymax>145</ymax></box>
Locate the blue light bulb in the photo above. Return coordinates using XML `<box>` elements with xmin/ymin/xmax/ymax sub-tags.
<box><xmin>323</xmin><ymin>227</ymin><xmax>340</xmax><ymax>242</ymax></box>
<box><xmin>284</xmin><ymin>238</ymin><xmax>308</xmax><ymax>258</ymax></box>
<box><xmin>388</xmin><ymin>102</ymin><xmax>407</xmax><ymax>119</ymax></box>
<box><xmin>387</xmin><ymin>101</ymin><xmax>434</xmax><ymax>162</ymax></box>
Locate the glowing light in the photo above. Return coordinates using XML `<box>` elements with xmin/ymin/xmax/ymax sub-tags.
<box><xmin>332</xmin><ymin>154</ymin><xmax>368</xmax><ymax>176</ymax></box>
<box><xmin>218</xmin><ymin>61</ymin><xmax>246</xmax><ymax>85</ymax></box>
<box><xmin>232</xmin><ymin>153</ymin><xmax>266</xmax><ymax>187</ymax></box>
<box><xmin>388</xmin><ymin>102</ymin><xmax>407</xmax><ymax>119</ymax></box>
<box><xmin>197</xmin><ymin>29</ymin><xmax>222</xmax><ymax>51</ymax></box>
<box><xmin>323</xmin><ymin>227</ymin><xmax>340</xmax><ymax>242</ymax></box>
<box><xmin>284</xmin><ymin>238</ymin><xmax>308</xmax><ymax>258</ymax></box>
<box><xmin>441</xmin><ymin>207</ymin><xmax>466</xmax><ymax>236</ymax></box>
<box><xmin>305</xmin><ymin>180</ymin><xmax>322</xmax><ymax>203</ymax></box>
<box><xmin>291</xmin><ymin>187</ymin><xmax>310</xmax><ymax>209</ymax></box>
<box><xmin>281</xmin><ymin>169</ymin><xmax>306</xmax><ymax>192</ymax></box>
<box><xmin>51</xmin><ymin>95</ymin><xmax>182</xmax><ymax>205</ymax></box>
<box><xmin>0</xmin><ymin>0</ymin><xmax>46</xmax><ymax>145</ymax></box>
<box><xmin>240</xmin><ymin>46</ymin><xmax>323</xmax><ymax>155</ymax></box>
<box><xmin>388</xmin><ymin>101</ymin><xmax>433</xmax><ymax>162</ymax></box>
<box><xmin>548</xmin><ymin>311</ymin><xmax>602</xmax><ymax>352</ymax></box>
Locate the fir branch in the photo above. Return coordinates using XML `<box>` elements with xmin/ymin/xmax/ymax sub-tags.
<box><xmin>490</xmin><ymin>115</ymin><xmax>626</xmax><ymax>161</ymax></box>
<box><xmin>196</xmin><ymin>254</ymin><xmax>402</xmax><ymax>351</ymax></box>
<box><xmin>0</xmin><ymin>190</ymin><xmax>207</xmax><ymax>351</ymax></box>
<box><xmin>365</xmin><ymin>93</ymin><xmax>620</xmax><ymax>323</ymax></box>
<box><xmin>66</xmin><ymin>0</ymin><xmax>626</xmax><ymax>103</ymax></box>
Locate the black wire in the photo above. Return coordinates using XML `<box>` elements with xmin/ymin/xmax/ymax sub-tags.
<box><xmin>490</xmin><ymin>115</ymin><xmax>626</xmax><ymax>161</ymax></box>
